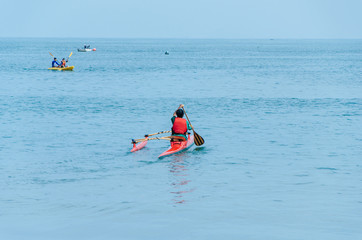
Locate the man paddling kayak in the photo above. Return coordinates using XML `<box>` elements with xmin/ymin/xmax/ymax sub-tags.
<box><xmin>171</xmin><ymin>104</ymin><xmax>192</xmax><ymax>142</ymax></box>
<box><xmin>130</xmin><ymin>104</ymin><xmax>203</xmax><ymax>157</ymax></box>
<box><xmin>52</xmin><ymin>58</ymin><xmax>60</xmax><ymax>67</ymax></box>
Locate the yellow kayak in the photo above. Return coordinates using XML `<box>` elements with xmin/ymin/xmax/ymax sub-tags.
<box><xmin>48</xmin><ymin>66</ymin><xmax>74</xmax><ymax>71</ymax></box>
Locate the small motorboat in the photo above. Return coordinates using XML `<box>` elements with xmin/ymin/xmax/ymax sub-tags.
<box><xmin>78</xmin><ymin>48</ymin><xmax>92</xmax><ymax>52</ymax></box>
<box><xmin>78</xmin><ymin>45</ymin><xmax>96</xmax><ymax>52</ymax></box>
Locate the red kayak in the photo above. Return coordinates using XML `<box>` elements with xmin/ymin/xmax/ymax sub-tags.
<box><xmin>158</xmin><ymin>134</ymin><xmax>194</xmax><ymax>158</ymax></box>
<box><xmin>131</xmin><ymin>137</ymin><xmax>148</xmax><ymax>152</ymax></box>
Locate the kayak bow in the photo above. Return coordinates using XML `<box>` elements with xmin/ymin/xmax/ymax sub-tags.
<box><xmin>158</xmin><ymin>134</ymin><xmax>194</xmax><ymax>158</ymax></box>
<box><xmin>131</xmin><ymin>137</ymin><xmax>148</xmax><ymax>152</ymax></box>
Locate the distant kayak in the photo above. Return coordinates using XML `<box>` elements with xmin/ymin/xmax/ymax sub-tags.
<box><xmin>158</xmin><ymin>134</ymin><xmax>194</xmax><ymax>158</ymax></box>
<box><xmin>48</xmin><ymin>66</ymin><xmax>74</xmax><ymax>71</ymax></box>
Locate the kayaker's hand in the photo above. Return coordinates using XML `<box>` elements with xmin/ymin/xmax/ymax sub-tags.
<box><xmin>179</xmin><ymin>104</ymin><xmax>184</xmax><ymax>108</ymax></box>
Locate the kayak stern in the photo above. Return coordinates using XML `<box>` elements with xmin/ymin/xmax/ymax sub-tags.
<box><xmin>158</xmin><ymin>134</ymin><xmax>194</xmax><ymax>158</ymax></box>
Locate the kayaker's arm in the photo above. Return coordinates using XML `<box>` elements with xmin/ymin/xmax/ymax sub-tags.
<box><xmin>187</xmin><ymin>121</ymin><xmax>192</xmax><ymax>131</ymax></box>
<box><xmin>52</xmin><ymin>60</ymin><xmax>60</xmax><ymax>67</ymax></box>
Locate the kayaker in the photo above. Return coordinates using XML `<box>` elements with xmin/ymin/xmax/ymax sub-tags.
<box><xmin>52</xmin><ymin>58</ymin><xmax>60</xmax><ymax>67</ymax></box>
<box><xmin>171</xmin><ymin>104</ymin><xmax>192</xmax><ymax>142</ymax></box>
<box><xmin>60</xmin><ymin>58</ymin><xmax>68</xmax><ymax>68</ymax></box>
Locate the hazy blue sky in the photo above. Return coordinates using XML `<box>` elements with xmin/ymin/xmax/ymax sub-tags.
<box><xmin>0</xmin><ymin>0</ymin><xmax>361</xmax><ymax>38</ymax></box>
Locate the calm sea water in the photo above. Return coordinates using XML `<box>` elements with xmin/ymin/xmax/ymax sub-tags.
<box><xmin>0</xmin><ymin>38</ymin><xmax>361</xmax><ymax>240</ymax></box>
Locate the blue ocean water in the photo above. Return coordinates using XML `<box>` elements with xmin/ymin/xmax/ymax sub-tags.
<box><xmin>0</xmin><ymin>38</ymin><xmax>361</xmax><ymax>240</ymax></box>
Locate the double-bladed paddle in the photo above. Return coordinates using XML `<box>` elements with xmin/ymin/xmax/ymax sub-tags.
<box><xmin>49</xmin><ymin>52</ymin><xmax>72</xmax><ymax>61</ymax></box>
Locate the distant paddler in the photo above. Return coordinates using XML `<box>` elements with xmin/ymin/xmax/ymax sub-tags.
<box><xmin>59</xmin><ymin>58</ymin><xmax>66</xmax><ymax>68</ymax></box>
<box><xmin>52</xmin><ymin>57</ymin><xmax>60</xmax><ymax>68</ymax></box>
<box><xmin>49</xmin><ymin>52</ymin><xmax>72</xmax><ymax>68</ymax></box>
<box><xmin>48</xmin><ymin>52</ymin><xmax>74</xmax><ymax>71</ymax></box>
<box><xmin>171</xmin><ymin>104</ymin><xmax>192</xmax><ymax>142</ymax></box>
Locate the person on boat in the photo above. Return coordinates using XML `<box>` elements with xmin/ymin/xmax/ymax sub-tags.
<box><xmin>171</xmin><ymin>104</ymin><xmax>192</xmax><ymax>142</ymax></box>
<box><xmin>52</xmin><ymin>58</ymin><xmax>60</xmax><ymax>67</ymax></box>
<box><xmin>60</xmin><ymin>58</ymin><xmax>68</xmax><ymax>68</ymax></box>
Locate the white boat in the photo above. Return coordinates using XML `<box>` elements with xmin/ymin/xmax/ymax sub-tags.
<box><xmin>78</xmin><ymin>48</ymin><xmax>92</xmax><ymax>52</ymax></box>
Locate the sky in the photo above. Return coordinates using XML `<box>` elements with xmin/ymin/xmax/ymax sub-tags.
<box><xmin>0</xmin><ymin>0</ymin><xmax>361</xmax><ymax>38</ymax></box>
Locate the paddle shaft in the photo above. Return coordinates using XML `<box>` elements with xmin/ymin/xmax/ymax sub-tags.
<box><xmin>49</xmin><ymin>52</ymin><xmax>72</xmax><ymax>61</ymax></box>
<box><xmin>145</xmin><ymin>130</ymin><xmax>171</xmax><ymax>137</ymax></box>
<box><xmin>133</xmin><ymin>136</ymin><xmax>172</xmax><ymax>143</ymax></box>
<box><xmin>182</xmin><ymin>106</ymin><xmax>205</xmax><ymax>146</ymax></box>
<box><xmin>67</xmin><ymin>52</ymin><xmax>73</xmax><ymax>61</ymax></box>
<box><xmin>133</xmin><ymin>135</ymin><xmax>187</xmax><ymax>144</ymax></box>
<box><xmin>182</xmin><ymin>106</ymin><xmax>194</xmax><ymax>130</ymax></box>
<box><xmin>132</xmin><ymin>130</ymin><xmax>171</xmax><ymax>142</ymax></box>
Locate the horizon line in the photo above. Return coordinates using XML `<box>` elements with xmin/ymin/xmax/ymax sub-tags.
<box><xmin>0</xmin><ymin>37</ymin><xmax>361</xmax><ymax>40</ymax></box>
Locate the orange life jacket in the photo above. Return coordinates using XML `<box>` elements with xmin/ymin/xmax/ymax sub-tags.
<box><xmin>172</xmin><ymin>117</ymin><xmax>187</xmax><ymax>134</ymax></box>
<box><xmin>61</xmin><ymin>61</ymin><xmax>66</xmax><ymax>66</ymax></box>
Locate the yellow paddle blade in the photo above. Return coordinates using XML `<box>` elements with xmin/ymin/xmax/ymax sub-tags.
<box><xmin>194</xmin><ymin>131</ymin><xmax>204</xmax><ymax>146</ymax></box>
<box><xmin>68</xmin><ymin>52</ymin><xmax>73</xmax><ymax>58</ymax></box>
<box><xmin>49</xmin><ymin>52</ymin><xmax>54</xmax><ymax>57</ymax></box>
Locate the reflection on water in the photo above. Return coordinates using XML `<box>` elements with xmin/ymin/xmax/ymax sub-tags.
<box><xmin>168</xmin><ymin>155</ymin><xmax>194</xmax><ymax>204</ymax></box>
<box><xmin>193</xmin><ymin>147</ymin><xmax>206</xmax><ymax>151</ymax></box>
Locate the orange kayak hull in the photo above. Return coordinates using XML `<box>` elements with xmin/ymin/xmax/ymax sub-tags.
<box><xmin>158</xmin><ymin>135</ymin><xmax>194</xmax><ymax>158</ymax></box>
